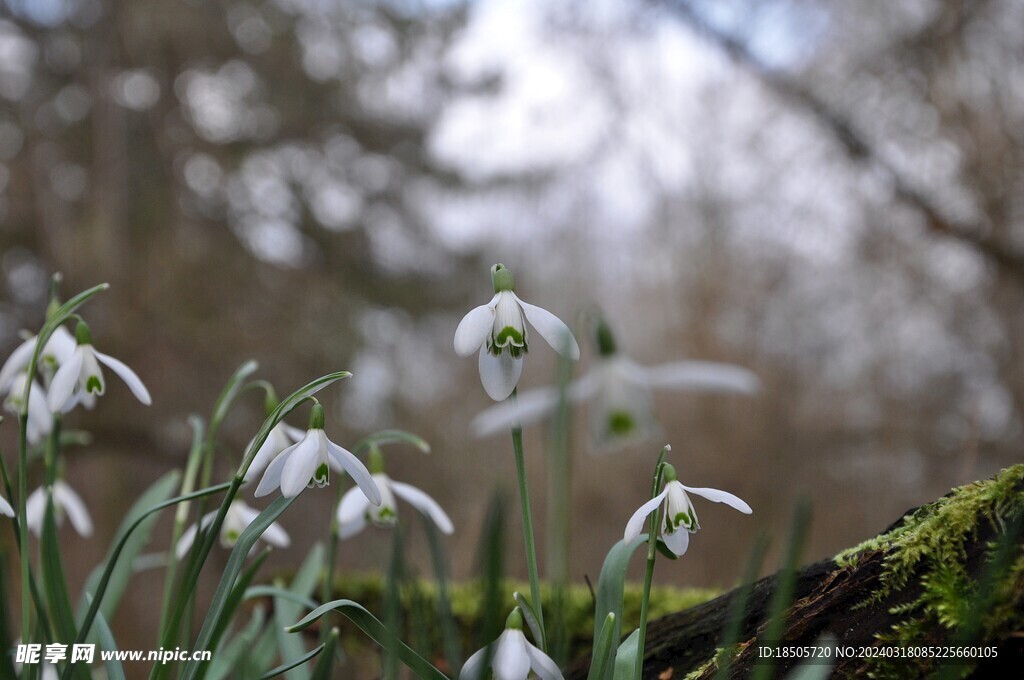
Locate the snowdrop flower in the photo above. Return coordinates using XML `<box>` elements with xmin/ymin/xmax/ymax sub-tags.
<box><xmin>4</xmin><ymin>374</ymin><xmax>53</xmax><ymax>445</ymax></box>
<box><xmin>455</xmin><ymin>264</ymin><xmax>579</xmax><ymax>401</ymax></box>
<box><xmin>0</xmin><ymin>325</ymin><xmax>76</xmax><ymax>393</ymax></box>
<box><xmin>46</xmin><ymin>321</ymin><xmax>151</xmax><ymax>413</ymax></box>
<box><xmin>0</xmin><ymin>493</ymin><xmax>13</xmax><ymax>517</ymax></box>
<box><xmin>473</xmin><ymin>316</ymin><xmax>759</xmax><ymax>450</ymax></box>
<box><xmin>336</xmin><ymin>448</ymin><xmax>453</xmax><ymax>538</ymax></box>
<box><xmin>175</xmin><ymin>500</ymin><xmax>290</xmax><ymax>558</ymax></box>
<box><xmin>243</xmin><ymin>420</ymin><xmax>305</xmax><ymax>484</ymax></box>
<box><xmin>254</xmin><ymin>403</ymin><xmax>381</xmax><ymax>504</ymax></box>
<box><xmin>26</xmin><ymin>480</ymin><xmax>93</xmax><ymax>537</ymax></box>
<box><xmin>460</xmin><ymin>608</ymin><xmax>562</xmax><ymax>680</ymax></box>
<box><xmin>624</xmin><ymin>463</ymin><xmax>751</xmax><ymax>557</ymax></box>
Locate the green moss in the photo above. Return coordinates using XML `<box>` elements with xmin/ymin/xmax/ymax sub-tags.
<box><xmin>834</xmin><ymin>464</ymin><xmax>1024</xmax><ymax>678</ymax></box>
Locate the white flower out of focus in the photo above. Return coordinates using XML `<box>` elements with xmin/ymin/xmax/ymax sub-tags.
<box><xmin>454</xmin><ymin>263</ymin><xmax>579</xmax><ymax>401</ymax></box>
<box><xmin>3</xmin><ymin>374</ymin><xmax>52</xmax><ymax>445</ymax></box>
<box><xmin>460</xmin><ymin>608</ymin><xmax>563</xmax><ymax>680</ymax></box>
<box><xmin>26</xmin><ymin>480</ymin><xmax>94</xmax><ymax>537</ymax></box>
<box><xmin>0</xmin><ymin>493</ymin><xmax>13</xmax><ymax>517</ymax></box>
<box><xmin>472</xmin><ymin>316</ymin><xmax>760</xmax><ymax>450</ymax></box>
<box><xmin>254</xmin><ymin>402</ymin><xmax>382</xmax><ymax>504</ymax></box>
<box><xmin>176</xmin><ymin>500</ymin><xmax>290</xmax><ymax>558</ymax></box>
<box><xmin>0</xmin><ymin>325</ymin><xmax>76</xmax><ymax>393</ymax></box>
<box><xmin>46</xmin><ymin>321</ymin><xmax>152</xmax><ymax>413</ymax></box>
<box><xmin>624</xmin><ymin>461</ymin><xmax>751</xmax><ymax>557</ymax></box>
<box><xmin>336</xmin><ymin>447</ymin><xmax>454</xmax><ymax>539</ymax></box>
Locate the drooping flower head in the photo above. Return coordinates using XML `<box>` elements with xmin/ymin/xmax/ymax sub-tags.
<box><xmin>460</xmin><ymin>607</ymin><xmax>563</xmax><ymax>680</ymax></box>
<box><xmin>254</xmin><ymin>402</ymin><xmax>382</xmax><ymax>505</ymax></box>
<box><xmin>472</xmin><ymin>313</ymin><xmax>759</xmax><ymax>451</ymax></box>
<box><xmin>243</xmin><ymin>387</ymin><xmax>305</xmax><ymax>484</ymax></box>
<box><xmin>624</xmin><ymin>461</ymin><xmax>751</xmax><ymax>557</ymax></box>
<box><xmin>46</xmin><ymin>321</ymin><xmax>151</xmax><ymax>413</ymax></box>
<box><xmin>3</xmin><ymin>374</ymin><xmax>53</xmax><ymax>445</ymax></box>
<box><xmin>0</xmin><ymin>325</ymin><xmax>76</xmax><ymax>394</ymax></box>
<box><xmin>455</xmin><ymin>264</ymin><xmax>580</xmax><ymax>401</ymax></box>
<box><xmin>336</xmin><ymin>445</ymin><xmax>454</xmax><ymax>539</ymax></box>
<box><xmin>25</xmin><ymin>480</ymin><xmax>93</xmax><ymax>538</ymax></box>
<box><xmin>176</xmin><ymin>500</ymin><xmax>290</xmax><ymax>558</ymax></box>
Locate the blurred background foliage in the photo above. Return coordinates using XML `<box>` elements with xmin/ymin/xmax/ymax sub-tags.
<box><xmin>1</xmin><ymin>0</ymin><xmax>1022</xmax><ymax>658</ymax></box>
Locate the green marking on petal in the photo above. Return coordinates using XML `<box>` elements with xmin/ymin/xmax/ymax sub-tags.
<box><xmin>494</xmin><ymin>326</ymin><xmax>525</xmax><ymax>348</ymax></box>
<box><xmin>225</xmin><ymin>529</ymin><xmax>240</xmax><ymax>543</ymax></box>
<box><xmin>86</xmin><ymin>375</ymin><xmax>103</xmax><ymax>394</ymax></box>
<box><xmin>312</xmin><ymin>463</ymin><xmax>330</xmax><ymax>487</ymax></box>
<box><xmin>607</xmin><ymin>411</ymin><xmax>636</xmax><ymax>435</ymax></box>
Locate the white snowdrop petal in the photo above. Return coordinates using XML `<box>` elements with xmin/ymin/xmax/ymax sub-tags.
<box><xmin>493</xmin><ymin>630</ymin><xmax>531</xmax><ymax>680</ymax></box>
<box><xmin>455</xmin><ymin>296</ymin><xmax>498</xmax><ymax>357</ymax></box>
<box><xmin>95</xmin><ymin>350</ymin><xmax>152</xmax><ymax>405</ymax></box>
<box><xmin>391</xmin><ymin>481</ymin><xmax>454</xmax><ymax>534</ymax></box>
<box><xmin>478</xmin><ymin>348</ymin><xmax>522</xmax><ymax>401</ymax></box>
<box><xmin>525</xmin><ymin>641</ymin><xmax>565</xmax><ymax>680</ymax></box>
<box><xmin>337</xmin><ymin>512</ymin><xmax>368</xmax><ymax>540</ymax></box>
<box><xmin>25</xmin><ymin>487</ymin><xmax>45</xmax><ymax>536</ymax></box>
<box><xmin>337</xmin><ymin>486</ymin><xmax>372</xmax><ymax>525</ymax></box>
<box><xmin>662</xmin><ymin>527</ymin><xmax>691</xmax><ymax>557</ymax></box>
<box><xmin>681</xmin><ymin>485</ymin><xmax>753</xmax><ymax>514</ymax></box>
<box><xmin>623</xmin><ymin>489</ymin><xmax>669</xmax><ymax>542</ymax></box>
<box><xmin>471</xmin><ymin>387</ymin><xmax>560</xmax><ymax>437</ymax></box>
<box><xmin>513</xmin><ymin>294</ymin><xmax>579</xmax><ymax>360</ymax></box>
<box><xmin>459</xmin><ymin>646</ymin><xmax>490</xmax><ymax>680</ymax></box>
<box><xmin>639</xmin><ymin>361</ymin><xmax>760</xmax><ymax>394</ymax></box>
<box><xmin>0</xmin><ymin>337</ymin><xmax>36</xmax><ymax>393</ymax></box>
<box><xmin>325</xmin><ymin>439</ymin><xmax>382</xmax><ymax>506</ymax></box>
<box><xmin>280</xmin><ymin>435</ymin><xmax>320</xmax><ymax>498</ymax></box>
<box><xmin>46</xmin><ymin>348</ymin><xmax>83</xmax><ymax>412</ymax></box>
<box><xmin>0</xmin><ymin>494</ymin><xmax>13</xmax><ymax>517</ymax></box>
<box><xmin>55</xmin><ymin>481</ymin><xmax>93</xmax><ymax>537</ymax></box>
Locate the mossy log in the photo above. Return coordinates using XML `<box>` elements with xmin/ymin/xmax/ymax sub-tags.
<box><xmin>569</xmin><ymin>465</ymin><xmax>1024</xmax><ymax>680</ymax></box>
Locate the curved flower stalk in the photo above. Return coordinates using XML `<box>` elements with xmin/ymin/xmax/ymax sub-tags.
<box><xmin>624</xmin><ymin>463</ymin><xmax>751</xmax><ymax>557</ymax></box>
<box><xmin>455</xmin><ymin>264</ymin><xmax>579</xmax><ymax>401</ymax></box>
<box><xmin>0</xmin><ymin>493</ymin><xmax>13</xmax><ymax>517</ymax></box>
<box><xmin>46</xmin><ymin>321</ymin><xmax>151</xmax><ymax>413</ymax></box>
<box><xmin>176</xmin><ymin>500</ymin><xmax>290</xmax><ymax>558</ymax></box>
<box><xmin>254</xmin><ymin>402</ymin><xmax>381</xmax><ymax>504</ymax></box>
<box><xmin>336</xmin><ymin>447</ymin><xmax>454</xmax><ymax>539</ymax></box>
<box><xmin>3</xmin><ymin>374</ymin><xmax>52</xmax><ymax>445</ymax></box>
<box><xmin>460</xmin><ymin>608</ymin><xmax>563</xmax><ymax>680</ymax></box>
<box><xmin>0</xmin><ymin>325</ymin><xmax>76</xmax><ymax>393</ymax></box>
<box><xmin>25</xmin><ymin>480</ymin><xmax>93</xmax><ymax>537</ymax></box>
<box><xmin>473</xmin><ymin>316</ymin><xmax>759</xmax><ymax>450</ymax></box>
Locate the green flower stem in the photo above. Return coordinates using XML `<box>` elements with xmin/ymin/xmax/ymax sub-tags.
<box><xmin>18</xmin><ymin>412</ymin><xmax>32</xmax><ymax>643</ymax></box>
<box><xmin>634</xmin><ymin>451</ymin><xmax>669</xmax><ymax>680</ymax></box>
<box><xmin>321</xmin><ymin>479</ymin><xmax>347</xmax><ymax>645</ymax></box>
<box><xmin>510</xmin><ymin>388</ymin><xmax>547</xmax><ymax>652</ymax></box>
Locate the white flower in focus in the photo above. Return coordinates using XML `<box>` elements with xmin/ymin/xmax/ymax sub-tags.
<box><xmin>4</xmin><ymin>374</ymin><xmax>53</xmax><ymax>445</ymax></box>
<box><xmin>337</xmin><ymin>472</ymin><xmax>454</xmax><ymax>539</ymax></box>
<box><xmin>0</xmin><ymin>325</ymin><xmax>76</xmax><ymax>393</ymax></box>
<box><xmin>243</xmin><ymin>421</ymin><xmax>305</xmax><ymax>484</ymax></box>
<box><xmin>473</xmin><ymin>318</ymin><xmax>759</xmax><ymax>450</ymax></box>
<box><xmin>624</xmin><ymin>463</ymin><xmax>751</xmax><ymax>557</ymax></box>
<box><xmin>26</xmin><ymin>480</ymin><xmax>93</xmax><ymax>537</ymax></box>
<box><xmin>254</xmin><ymin>403</ymin><xmax>381</xmax><ymax>504</ymax></box>
<box><xmin>0</xmin><ymin>493</ymin><xmax>13</xmax><ymax>517</ymax></box>
<box><xmin>46</xmin><ymin>322</ymin><xmax>151</xmax><ymax>412</ymax></box>
<box><xmin>176</xmin><ymin>500</ymin><xmax>290</xmax><ymax>558</ymax></box>
<box><xmin>460</xmin><ymin>608</ymin><xmax>563</xmax><ymax>680</ymax></box>
<box><xmin>455</xmin><ymin>264</ymin><xmax>579</xmax><ymax>401</ymax></box>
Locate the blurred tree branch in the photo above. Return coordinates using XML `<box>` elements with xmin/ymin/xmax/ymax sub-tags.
<box><xmin>664</xmin><ymin>0</ymin><xmax>1024</xmax><ymax>285</ymax></box>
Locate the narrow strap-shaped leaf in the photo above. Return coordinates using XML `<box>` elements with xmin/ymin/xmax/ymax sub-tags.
<box><xmin>593</xmin><ymin>534</ymin><xmax>647</xmax><ymax>679</ymax></box>
<box><xmin>205</xmin><ymin>606</ymin><xmax>267</xmax><ymax>680</ymax></box>
<box><xmin>274</xmin><ymin>543</ymin><xmax>324</xmax><ymax>680</ymax></box>
<box><xmin>90</xmin><ymin>599</ymin><xmax>126</xmax><ymax>680</ymax></box>
<box><xmin>287</xmin><ymin>600</ymin><xmax>449</xmax><ymax>680</ymax></box>
<box><xmin>587</xmin><ymin>613</ymin><xmax>617</xmax><ymax>680</ymax></box>
<box><xmin>42</xmin><ymin>491</ymin><xmax>78</xmax><ymax>644</ymax></box>
<box><xmin>79</xmin><ymin>471</ymin><xmax>182</xmax><ymax>627</ymax></box>
<box><xmin>513</xmin><ymin>592</ymin><xmax>545</xmax><ymax>647</ymax></box>
<box><xmin>203</xmin><ymin>548</ymin><xmax>272</xmax><ymax>670</ymax></box>
<box><xmin>611</xmin><ymin>629</ymin><xmax>639</xmax><ymax>680</ymax></box>
<box><xmin>181</xmin><ymin>496</ymin><xmax>295</xmax><ymax>680</ymax></box>
<box><xmin>258</xmin><ymin>644</ymin><xmax>326</xmax><ymax>680</ymax></box>
<box><xmin>243</xmin><ymin>586</ymin><xmax>318</xmax><ymax>610</ymax></box>
<box><xmin>61</xmin><ymin>481</ymin><xmax>233</xmax><ymax>680</ymax></box>
<box><xmin>423</xmin><ymin>513</ymin><xmax>461</xmax><ymax>671</ymax></box>
<box><xmin>311</xmin><ymin>628</ymin><xmax>340</xmax><ymax>680</ymax></box>
<box><xmin>210</xmin><ymin>360</ymin><xmax>259</xmax><ymax>430</ymax></box>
